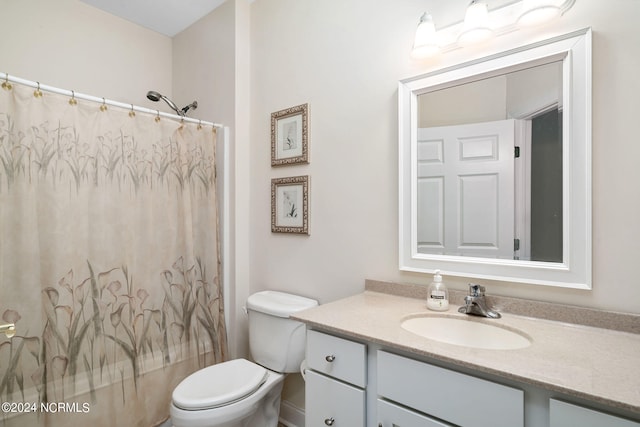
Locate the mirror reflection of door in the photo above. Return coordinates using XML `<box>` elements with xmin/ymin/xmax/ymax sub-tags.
<box><xmin>417</xmin><ymin>120</ymin><xmax>515</xmax><ymax>259</ymax></box>
<box><xmin>417</xmin><ymin>60</ymin><xmax>563</xmax><ymax>262</ymax></box>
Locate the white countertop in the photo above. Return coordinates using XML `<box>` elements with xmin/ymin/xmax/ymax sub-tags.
<box><xmin>292</xmin><ymin>290</ymin><xmax>640</xmax><ymax>414</ymax></box>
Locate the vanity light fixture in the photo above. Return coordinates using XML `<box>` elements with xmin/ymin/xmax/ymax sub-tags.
<box><xmin>458</xmin><ymin>0</ymin><xmax>494</xmax><ymax>47</ymax></box>
<box><xmin>518</xmin><ymin>0</ymin><xmax>563</xmax><ymax>27</ymax></box>
<box><xmin>410</xmin><ymin>0</ymin><xmax>575</xmax><ymax>59</ymax></box>
<box><xmin>412</xmin><ymin>12</ymin><xmax>441</xmax><ymax>59</ymax></box>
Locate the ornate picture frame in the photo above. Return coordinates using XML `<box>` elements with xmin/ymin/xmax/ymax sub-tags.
<box><xmin>271</xmin><ymin>103</ymin><xmax>309</xmax><ymax>166</ymax></box>
<box><xmin>271</xmin><ymin>175</ymin><xmax>309</xmax><ymax>235</ymax></box>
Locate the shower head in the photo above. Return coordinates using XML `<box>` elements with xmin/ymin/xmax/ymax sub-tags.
<box><xmin>146</xmin><ymin>90</ymin><xmax>163</xmax><ymax>102</ymax></box>
<box><xmin>146</xmin><ymin>90</ymin><xmax>181</xmax><ymax>115</ymax></box>
<box><xmin>146</xmin><ymin>90</ymin><xmax>197</xmax><ymax>117</ymax></box>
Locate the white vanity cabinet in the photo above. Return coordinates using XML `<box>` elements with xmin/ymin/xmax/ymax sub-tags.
<box><xmin>377</xmin><ymin>399</ymin><xmax>453</xmax><ymax>427</ymax></box>
<box><xmin>304</xmin><ymin>329</ymin><xmax>639</xmax><ymax>427</ymax></box>
<box><xmin>377</xmin><ymin>350</ymin><xmax>524</xmax><ymax>427</ymax></box>
<box><xmin>550</xmin><ymin>399</ymin><xmax>640</xmax><ymax>427</ymax></box>
<box><xmin>305</xmin><ymin>330</ymin><xmax>367</xmax><ymax>426</ymax></box>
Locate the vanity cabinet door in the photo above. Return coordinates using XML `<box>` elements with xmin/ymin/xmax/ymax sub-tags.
<box><xmin>306</xmin><ymin>329</ymin><xmax>367</xmax><ymax>387</ymax></box>
<box><xmin>378</xmin><ymin>399</ymin><xmax>454</xmax><ymax>427</ymax></box>
<box><xmin>378</xmin><ymin>351</ymin><xmax>523</xmax><ymax>427</ymax></box>
<box><xmin>305</xmin><ymin>370</ymin><xmax>365</xmax><ymax>427</ymax></box>
<box><xmin>550</xmin><ymin>399</ymin><xmax>640</xmax><ymax>427</ymax></box>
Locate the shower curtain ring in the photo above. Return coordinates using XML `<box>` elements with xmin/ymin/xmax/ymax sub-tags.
<box><xmin>129</xmin><ymin>104</ymin><xmax>136</xmax><ymax>118</ymax></box>
<box><xmin>1</xmin><ymin>74</ymin><xmax>12</xmax><ymax>91</ymax></box>
<box><xmin>100</xmin><ymin>97</ymin><xmax>107</xmax><ymax>112</ymax></box>
<box><xmin>155</xmin><ymin>110</ymin><xmax>161</xmax><ymax>122</ymax></box>
<box><xmin>197</xmin><ymin>120</ymin><xmax>202</xmax><ymax>130</ymax></box>
<box><xmin>34</xmin><ymin>82</ymin><xmax>43</xmax><ymax>98</ymax></box>
<box><xmin>69</xmin><ymin>90</ymin><xmax>77</xmax><ymax>106</ymax></box>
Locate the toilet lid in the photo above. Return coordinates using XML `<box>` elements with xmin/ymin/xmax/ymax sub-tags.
<box><xmin>172</xmin><ymin>359</ymin><xmax>268</xmax><ymax>410</ymax></box>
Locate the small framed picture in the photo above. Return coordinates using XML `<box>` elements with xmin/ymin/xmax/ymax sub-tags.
<box><xmin>271</xmin><ymin>175</ymin><xmax>309</xmax><ymax>235</ymax></box>
<box><xmin>271</xmin><ymin>103</ymin><xmax>309</xmax><ymax>166</ymax></box>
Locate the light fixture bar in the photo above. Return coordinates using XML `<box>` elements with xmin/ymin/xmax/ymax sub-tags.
<box><xmin>410</xmin><ymin>0</ymin><xmax>575</xmax><ymax>58</ymax></box>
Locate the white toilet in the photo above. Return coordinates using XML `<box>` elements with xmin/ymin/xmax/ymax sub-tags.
<box><xmin>170</xmin><ymin>291</ymin><xmax>318</xmax><ymax>427</ymax></box>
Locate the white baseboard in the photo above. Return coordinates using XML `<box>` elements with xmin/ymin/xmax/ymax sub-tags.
<box><xmin>156</xmin><ymin>399</ymin><xmax>304</xmax><ymax>427</ymax></box>
<box><xmin>279</xmin><ymin>399</ymin><xmax>305</xmax><ymax>427</ymax></box>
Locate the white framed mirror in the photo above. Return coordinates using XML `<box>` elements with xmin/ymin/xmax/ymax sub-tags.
<box><xmin>399</xmin><ymin>28</ymin><xmax>592</xmax><ymax>289</ymax></box>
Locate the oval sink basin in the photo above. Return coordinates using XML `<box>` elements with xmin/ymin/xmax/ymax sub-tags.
<box><xmin>401</xmin><ymin>315</ymin><xmax>531</xmax><ymax>350</ymax></box>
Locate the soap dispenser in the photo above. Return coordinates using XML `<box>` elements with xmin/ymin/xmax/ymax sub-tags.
<box><xmin>426</xmin><ymin>269</ymin><xmax>449</xmax><ymax>311</ymax></box>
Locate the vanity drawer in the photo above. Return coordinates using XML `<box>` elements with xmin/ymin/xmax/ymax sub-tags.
<box><xmin>378</xmin><ymin>399</ymin><xmax>454</xmax><ymax>427</ymax></box>
<box><xmin>377</xmin><ymin>351</ymin><xmax>523</xmax><ymax>427</ymax></box>
<box><xmin>305</xmin><ymin>370</ymin><xmax>365</xmax><ymax>427</ymax></box>
<box><xmin>550</xmin><ymin>399</ymin><xmax>640</xmax><ymax>427</ymax></box>
<box><xmin>307</xmin><ymin>330</ymin><xmax>366</xmax><ymax>387</ymax></box>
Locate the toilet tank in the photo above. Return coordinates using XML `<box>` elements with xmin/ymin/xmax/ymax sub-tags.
<box><xmin>246</xmin><ymin>291</ymin><xmax>318</xmax><ymax>373</ymax></box>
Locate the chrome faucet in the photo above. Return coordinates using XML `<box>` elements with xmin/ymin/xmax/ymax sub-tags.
<box><xmin>458</xmin><ymin>284</ymin><xmax>501</xmax><ymax>319</ymax></box>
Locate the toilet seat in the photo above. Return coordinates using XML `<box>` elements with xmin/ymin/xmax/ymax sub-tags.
<box><xmin>172</xmin><ymin>359</ymin><xmax>268</xmax><ymax>410</ymax></box>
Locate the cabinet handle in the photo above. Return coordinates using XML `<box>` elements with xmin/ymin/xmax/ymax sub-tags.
<box><xmin>325</xmin><ymin>355</ymin><xmax>336</xmax><ymax>362</ymax></box>
<box><xmin>324</xmin><ymin>417</ymin><xmax>335</xmax><ymax>425</ymax></box>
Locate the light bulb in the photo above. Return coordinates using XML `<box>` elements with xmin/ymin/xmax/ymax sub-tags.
<box><xmin>412</xmin><ymin>12</ymin><xmax>440</xmax><ymax>59</ymax></box>
<box><xmin>518</xmin><ymin>0</ymin><xmax>562</xmax><ymax>27</ymax></box>
<box><xmin>458</xmin><ymin>1</ymin><xmax>494</xmax><ymax>46</ymax></box>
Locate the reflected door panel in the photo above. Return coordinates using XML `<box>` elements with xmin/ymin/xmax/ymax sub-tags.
<box><xmin>417</xmin><ymin>119</ymin><xmax>515</xmax><ymax>259</ymax></box>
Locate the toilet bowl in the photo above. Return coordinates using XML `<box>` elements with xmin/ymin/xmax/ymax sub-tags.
<box><xmin>170</xmin><ymin>291</ymin><xmax>317</xmax><ymax>427</ymax></box>
<box><xmin>170</xmin><ymin>359</ymin><xmax>285</xmax><ymax>427</ymax></box>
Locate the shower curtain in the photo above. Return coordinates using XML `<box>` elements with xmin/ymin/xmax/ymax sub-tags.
<box><xmin>0</xmin><ymin>82</ymin><xmax>228</xmax><ymax>426</ymax></box>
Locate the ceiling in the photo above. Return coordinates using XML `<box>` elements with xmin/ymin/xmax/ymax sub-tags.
<box><xmin>81</xmin><ymin>1</ymin><xmax>532</xmax><ymax>38</ymax></box>
<box><xmin>80</xmin><ymin>0</ymin><xmax>227</xmax><ymax>37</ymax></box>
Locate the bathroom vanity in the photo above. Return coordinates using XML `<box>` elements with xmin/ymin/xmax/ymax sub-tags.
<box><xmin>293</xmin><ymin>282</ymin><xmax>640</xmax><ymax>427</ymax></box>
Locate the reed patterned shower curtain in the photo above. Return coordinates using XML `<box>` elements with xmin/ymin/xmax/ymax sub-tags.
<box><xmin>0</xmin><ymin>82</ymin><xmax>227</xmax><ymax>426</ymax></box>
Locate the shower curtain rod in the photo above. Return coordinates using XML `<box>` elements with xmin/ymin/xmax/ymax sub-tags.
<box><xmin>1</xmin><ymin>72</ymin><xmax>222</xmax><ymax>128</ymax></box>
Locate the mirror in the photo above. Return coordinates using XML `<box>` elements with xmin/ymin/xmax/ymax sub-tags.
<box><xmin>417</xmin><ymin>60</ymin><xmax>563</xmax><ymax>262</ymax></box>
<box><xmin>399</xmin><ymin>28</ymin><xmax>592</xmax><ymax>289</ymax></box>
